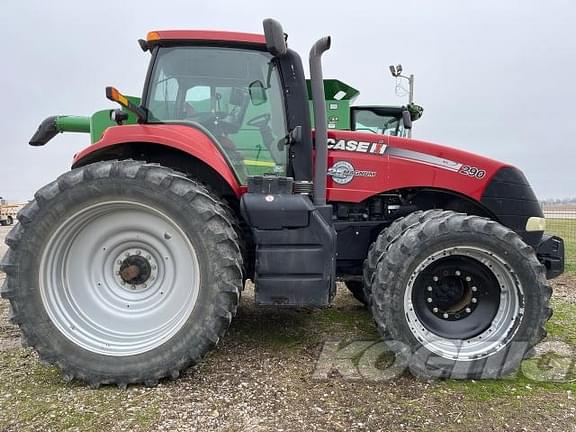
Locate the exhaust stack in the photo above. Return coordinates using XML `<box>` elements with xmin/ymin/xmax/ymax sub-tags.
<box><xmin>309</xmin><ymin>36</ymin><xmax>331</xmax><ymax>206</ymax></box>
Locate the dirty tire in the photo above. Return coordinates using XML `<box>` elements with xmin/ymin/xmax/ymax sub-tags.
<box><xmin>221</xmin><ymin>201</ymin><xmax>254</xmax><ymax>282</ymax></box>
<box><xmin>364</xmin><ymin>210</ymin><xmax>446</xmax><ymax>303</ymax></box>
<box><xmin>345</xmin><ymin>280</ymin><xmax>368</xmax><ymax>305</ymax></box>
<box><xmin>0</xmin><ymin>160</ymin><xmax>243</xmax><ymax>388</ymax></box>
<box><xmin>6</xmin><ymin>216</ymin><xmax>13</xmax><ymax>226</ymax></box>
<box><xmin>371</xmin><ymin>211</ymin><xmax>552</xmax><ymax>379</ymax></box>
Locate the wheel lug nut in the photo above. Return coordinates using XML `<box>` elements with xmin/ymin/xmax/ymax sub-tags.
<box><xmin>443</xmin><ymin>313</ymin><xmax>449</xmax><ymax>319</ymax></box>
<box><xmin>427</xmin><ymin>298</ymin><xmax>433</xmax><ymax>303</ymax></box>
<box><xmin>433</xmin><ymin>276</ymin><xmax>439</xmax><ymax>282</ymax></box>
<box><xmin>465</xmin><ymin>307</ymin><xmax>472</xmax><ymax>313</ymax></box>
<box><xmin>136</xmin><ymin>250</ymin><xmax>141</xmax><ymax>255</ymax></box>
<box><xmin>471</xmin><ymin>298</ymin><xmax>477</xmax><ymax>303</ymax></box>
<box><xmin>432</xmin><ymin>307</ymin><xmax>439</xmax><ymax>313</ymax></box>
<box><xmin>472</xmin><ymin>286</ymin><xmax>477</xmax><ymax>292</ymax></box>
<box><xmin>466</xmin><ymin>276</ymin><xmax>472</xmax><ymax>282</ymax></box>
<box><xmin>427</xmin><ymin>286</ymin><xmax>433</xmax><ymax>292</ymax></box>
<box><xmin>146</xmin><ymin>255</ymin><xmax>152</xmax><ymax>260</ymax></box>
<box><xmin>143</xmin><ymin>284</ymin><xmax>147</xmax><ymax>289</ymax></box>
<box><xmin>117</xmin><ymin>260</ymin><xmax>122</xmax><ymax>265</ymax></box>
<box><xmin>455</xmin><ymin>270</ymin><xmax>461</xmax><ymax>276</ymax></box>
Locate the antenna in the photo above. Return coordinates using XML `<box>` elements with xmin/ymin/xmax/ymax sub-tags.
<box><xmin>388</xmin><ymin>64</ymin><xmax>415</xmax><ymax>137</ymax></box>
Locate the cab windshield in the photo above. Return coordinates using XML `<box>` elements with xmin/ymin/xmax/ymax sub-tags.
<box><xmin>145</xmin><ymin>46</ymin><xmax>289</xmax><ymax>183</ymax></box>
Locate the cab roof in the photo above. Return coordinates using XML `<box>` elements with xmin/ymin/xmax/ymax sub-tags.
<box><xmin>146</xmin><ymin>30</ymin><xmax>266</xmax><ymax>45</ymax></box>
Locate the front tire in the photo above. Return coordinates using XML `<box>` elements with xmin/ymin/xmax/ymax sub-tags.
<box><xmin>370</xmin><ymin>211</ymin><xmax>552</xmax><ymax>379</ymax></box>
<box><xmin>364</xmin><ymin>210</ymin><xmax>447</xmax><ymax>304</ymax></box>
<box><xmin>0</xmin><ymin>160</ymin><xmax>243</xmax><ymax>387</ymax></box>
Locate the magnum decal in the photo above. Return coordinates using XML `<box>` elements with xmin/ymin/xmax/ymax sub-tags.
<box><xmin>327</xmin><ymin>161</ymin><xmax>377</xmax><ymax>185</ymax></box>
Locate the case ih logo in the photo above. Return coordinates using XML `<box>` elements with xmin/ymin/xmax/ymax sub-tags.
<box><xmin>327</xmin><ymin>138</ymin><xmax>388</xmax><ymax>154</ymax></box>
<box><xmin>328</xmin><ymin>161</ymin><xmax>376</xmax><ymax>185</ymax></box>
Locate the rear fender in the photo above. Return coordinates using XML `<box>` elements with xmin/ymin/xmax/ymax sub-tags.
<box><xmin>72</xmin><ymin>124</ymin><xmax>243</xmax><ymax>196</ymax></box>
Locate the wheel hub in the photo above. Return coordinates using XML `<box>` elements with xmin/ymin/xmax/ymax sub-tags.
<box><xmin>411</xmin><ymin>253</ymin><xmax>502</xmax><ymax>340</ymax></box>
<box><xmin>120</xmin><ymin>256</ymin><xmax>152</xmax><ymax>285</ymax></box>
<box><xmin>113</xmin><ymin>248</ymin><xmax>158</xmax><ymax>291</ymax></box>
<box><xmin>405</xmin><ymin>246</ymin><xmax>524</xmax><ymax>360</ymax></box>
<box><xmin>424</xmin><ymin>271</ymin><xmax>478</xmax><ymax>321</ymax></box>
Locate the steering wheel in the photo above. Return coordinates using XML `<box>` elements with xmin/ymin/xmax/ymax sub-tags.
<box><xmin>187</xmin><ymin>110</ymin><xmax>238</xmax><ymax>134</ymax></box>
<box><xmin>247</xmin><ymin>113</ymin><xmax>271</xmax><ymax>128</ymax></box>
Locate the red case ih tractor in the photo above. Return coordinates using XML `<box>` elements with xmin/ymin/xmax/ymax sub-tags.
<box><xmin>2</xmin><ymin>19</ymin><xmax>564</xmax><ymax>387</ymax></box>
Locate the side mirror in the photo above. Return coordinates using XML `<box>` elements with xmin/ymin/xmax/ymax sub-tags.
<box><xmin>263</xmin><ymin>18</ymin><xmax>287</xmax><ymax>57</ymax></box>
<box><xmin>402</xmin><ymin>109</ymin><xmax>412</xmax><ymax>130</ymax></box>
<box><xmin>248</xmin><ymin>80</ymin><xmax>267</xmax><ymax>106</ymax></box>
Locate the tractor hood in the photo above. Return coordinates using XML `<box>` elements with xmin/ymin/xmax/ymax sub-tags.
<box><xmin>324</xmin><ymin>129</ymin><xmax>509</xmax><ymax>204</ymax></box>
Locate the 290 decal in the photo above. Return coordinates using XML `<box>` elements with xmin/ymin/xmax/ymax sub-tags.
<box><xmin>459</xmin><ymin>165</ymin><xmax>486</xmax><ymax>179</ymax></box>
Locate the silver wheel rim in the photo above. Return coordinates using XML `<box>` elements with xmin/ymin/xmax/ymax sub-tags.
<box><xmin>404</xmin><ymin>246</ymin><xmax>524</xmax><ymax>360</ymax></box>
<box><xmin>40</xmin><ymin>201</ymin><xmax>200</xmax><ymax>356</ymax></box>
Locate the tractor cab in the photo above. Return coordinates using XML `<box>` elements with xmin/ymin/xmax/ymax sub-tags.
<box><xmin>135</xmin><ymin>29</ymin><xmax>315</xmax><ymax>186</ymax></box>
<box><xmin>143</xmin><ymin>44</ymin><xmax>290</xmax><ymax>182</ymax></box>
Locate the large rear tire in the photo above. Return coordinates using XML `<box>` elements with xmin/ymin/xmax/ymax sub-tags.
<box><xmin>370</xmin><ymin>211</ymin><xmax>552</xmax><ymax>379</ymax></box>
<box><xmin>0</xmin><ymin>160</ymin><xmax>243</xmax><ymax>387</ymax></box>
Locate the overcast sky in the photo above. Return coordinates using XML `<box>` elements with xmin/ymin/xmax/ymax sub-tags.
<box><xmin>0</xmin><ymin>0</ymin><xmax>574</xmax><ymax>201</ymax></box>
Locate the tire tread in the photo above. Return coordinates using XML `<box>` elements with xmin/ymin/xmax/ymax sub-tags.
<box><xmin>1</xmin><ymin>160</ymin><xmax>243</xmax><ymax>387</ymax></box>
<box><xmin>370</xmin><ymin>210</ymin><xmax>552</xmax><ymax>379</ymax></box>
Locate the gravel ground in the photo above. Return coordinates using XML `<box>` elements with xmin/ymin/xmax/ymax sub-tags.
<box><xmin>0</xmin><ymin>224</ymin><xmax>575</xmax><ymax>432</ymax></box>
<box><xmin>551</xmin><ymin>273</ymin><xmax>576</xmax><ymax>303</ymax></box>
